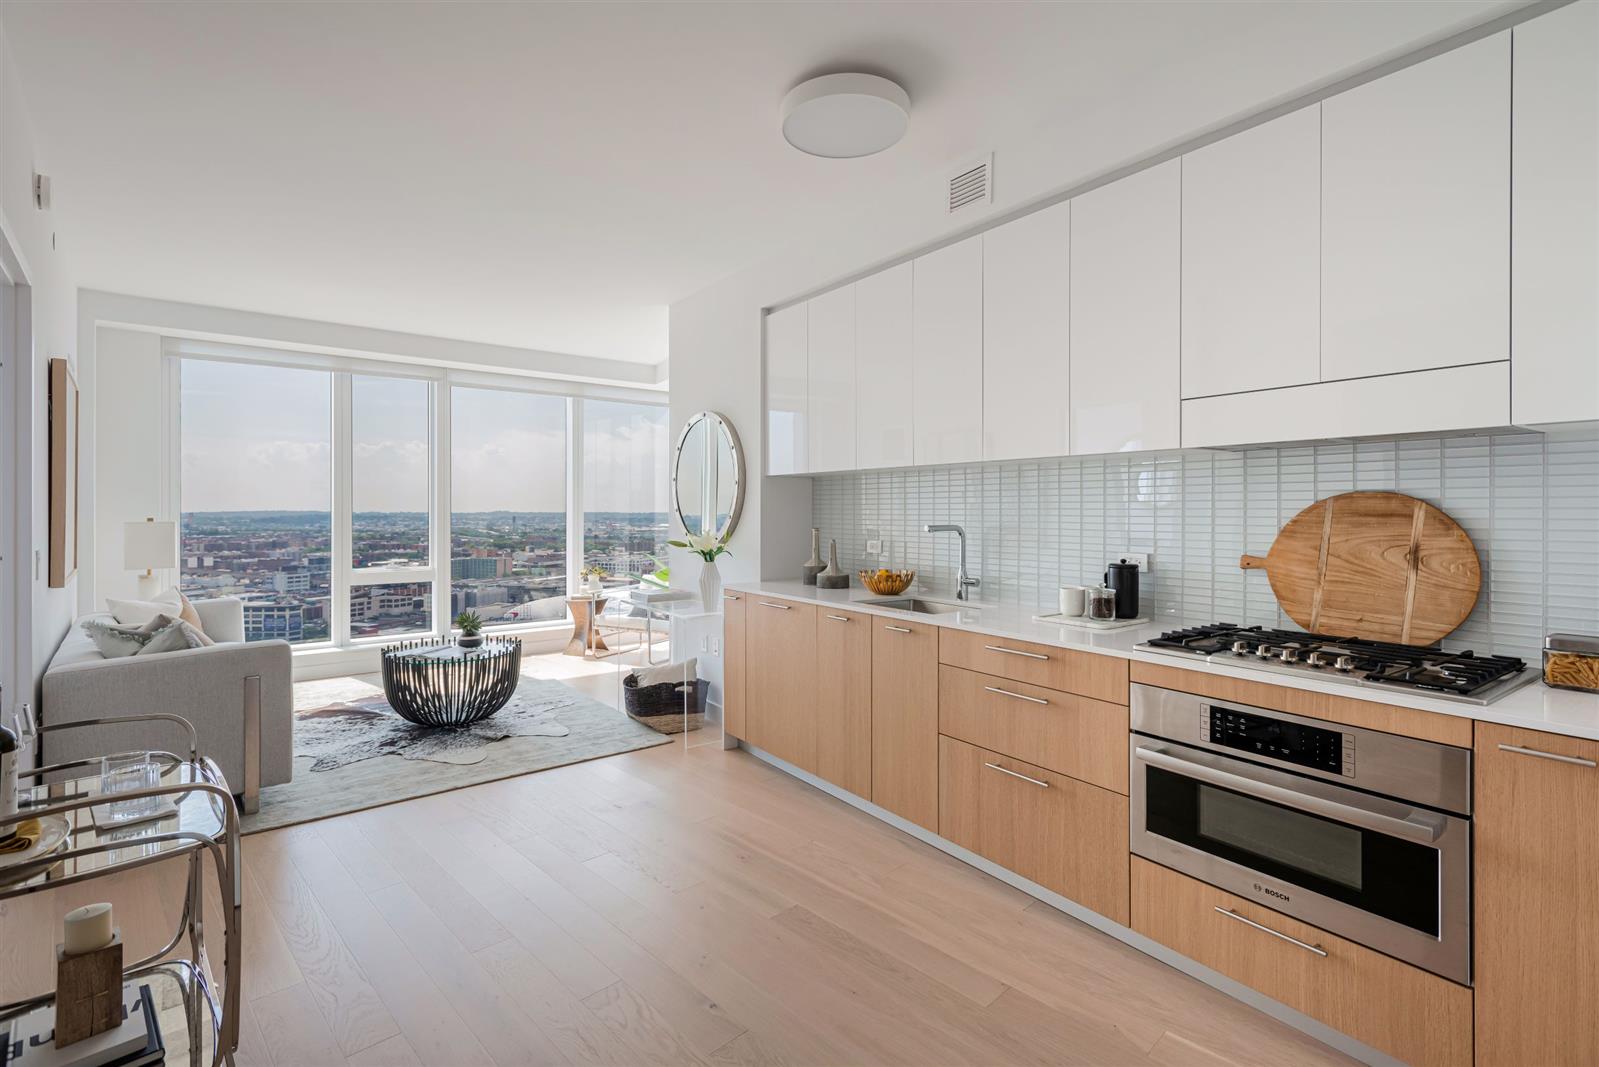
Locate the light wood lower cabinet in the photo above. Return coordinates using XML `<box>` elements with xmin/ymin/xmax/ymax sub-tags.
<box><xmin>871</xmin><ymin>617</ymin><xmax>939</xmax><ymax>831</ymax></box>
<box><xmin>939</xmin><ymin>627</ymin><xmax>1128</xmax><ymax>704</ymax></box>
<box><xmin>721</xmin><ymin>593</ymin><xmax>747</xmax><ymax>739</ymax></box>
<box><xmin>745</xmin><ymin>597</ymin><xmax>817</xmax><ymax>771</ymax></box>
<box><xmin>940</xmin><ymin>736</ymin><xmax>1129</xmax><ymax>923</ymax></box>
<box><xmin>814</xmin><ymin>608</ymin><xmax>872</xmax><ymax>797</ymax></box>
<box><xmin>1132</xmin><ymin>858</ymin><xmax>1471</xmax><ymax>1067</ymax></box>
<box><xmin>1475</xmin><ymin>723</ymin><xmax>1599</xmax><ymax>1066</ymax></box>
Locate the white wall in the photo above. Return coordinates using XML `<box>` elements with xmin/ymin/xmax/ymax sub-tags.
<box><xmin>2</xmin><ymin>18</ymin><xmax>81</xmax><ymax>702</ymax></box>
<box><xmin>91</xmin><ymin>327</ymin><xmax>165</xmax><ymax>607</ymax></box>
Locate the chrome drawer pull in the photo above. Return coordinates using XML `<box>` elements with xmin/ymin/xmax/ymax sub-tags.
<box><xmin>825</xmin><ymin>614</ymin><xmax>850</xmax><ymax>623</ymax></box>
<box><xmin>983</xmin><ymin>762</ymin><xmax>1049</xmax><ymax>788</ymax></box>
<box><xmin>1498</xmin><ymin>743</ymin><xmax>1597</xmax><ymax>768</ymax></box>
<box><xmin>983</xmin><ymin>685</ymin><xmax>1048</xmax><ymax>706</ymax></box>
<box><xmin>884</xmin><ymin>624</ymin><xmax>913</xmax><ymax>633</ymax></box>
<box><xmin>723</xmin><ymin>593</ymin><xmax>742</xmax><ymax>602</ymax></box>
<box><xmin>759</xmin><ymin>602</ymin><xmax>791</xmax><ymax>610</ymax></box>
<box><xmin>1213</xmin><ymin>907</ymin><xmax>1328</xmax><ymax>957</ymax></box>
<box><xmin>984</xmin><ymin>644</ymin><xmax>1048</xmax><ymax>661</ymax></box>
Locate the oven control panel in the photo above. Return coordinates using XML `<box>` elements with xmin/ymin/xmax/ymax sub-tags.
<box><xmin>1202</xmin><ymin>705</ymin><xmax>1355</xmax><ymax>777</ymax></box>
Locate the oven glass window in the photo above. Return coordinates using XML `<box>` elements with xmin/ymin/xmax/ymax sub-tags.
<box><xmin>1145</xmin><ymin>764</ymin><xmax>1441</xmax><ymax>936</ymax></box>
<box><xmin>1198</xmin><ymin>785</ymin><xmax>1363</xmax><ymax>890</ymax></box>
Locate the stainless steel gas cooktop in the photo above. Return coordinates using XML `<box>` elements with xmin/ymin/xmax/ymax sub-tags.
<box><xmin>1137</xmin><ymin>623</ymin><xmax>1535</xmax><ymax>705</ymax></box>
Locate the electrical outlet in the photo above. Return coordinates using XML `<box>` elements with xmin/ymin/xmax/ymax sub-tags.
<box><xmin>712</xmin><ymin>637</ymin><xmax>721</xmax><ymax>656</ymax></box>
<box><xmin>1117</xmin><ymin>552</ymin><xmax>1150</xmax><ymax>572</ymax></box>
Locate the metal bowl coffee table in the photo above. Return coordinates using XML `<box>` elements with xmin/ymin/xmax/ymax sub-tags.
<box><xmin>380</xmin><ymin>638</ymin><xmax>523</xmax><ymax>728</ymax></box>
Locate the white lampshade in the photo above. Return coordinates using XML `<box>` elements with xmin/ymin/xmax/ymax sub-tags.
<box><xmin>123</xmin><ymin>519</ymin><xmax>176</xmax><ymax>571</ymax></box>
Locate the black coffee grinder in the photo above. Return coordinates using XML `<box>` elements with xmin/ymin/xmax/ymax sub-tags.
<box><xmin>1104</xmin><ymin>559</ymin><xmax>1140</xmax><ymax>619</ymax></box>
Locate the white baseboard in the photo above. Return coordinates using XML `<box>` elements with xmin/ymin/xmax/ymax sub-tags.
<box><xmin>738</xmin><ymin>741</ymin><xmax>1404</xmax><ymax>1067</ymax></box>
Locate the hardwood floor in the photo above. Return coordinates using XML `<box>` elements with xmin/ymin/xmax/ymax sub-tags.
<box><xmin>1</xmin><ymin>717</ymin><xmax>1356</xmax><ymax>1065</ymax></box>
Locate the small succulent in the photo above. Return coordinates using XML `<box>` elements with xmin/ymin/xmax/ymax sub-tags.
<box><xmin>454</xmin><ymin>610</ymin><xmax>483</xmax><ymax>636</ymax></box>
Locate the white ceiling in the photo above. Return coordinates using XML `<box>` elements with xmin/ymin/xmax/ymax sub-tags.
<box><xmin>3</xmin><ymin>0</ymin><xmax>1523</xmax><ymax>365</ymax></box>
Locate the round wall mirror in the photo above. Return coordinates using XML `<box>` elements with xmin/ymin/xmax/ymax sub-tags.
<box><xmin>672</xmin><ymin>411</ymin><xmax>744</xmax><ymax>544</ymax></box>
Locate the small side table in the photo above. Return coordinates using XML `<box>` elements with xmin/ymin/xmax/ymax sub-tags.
<box><xmin>565</xmin><ymin>595</ymin><xmax>609</xmax><ymax>656</ymax></box>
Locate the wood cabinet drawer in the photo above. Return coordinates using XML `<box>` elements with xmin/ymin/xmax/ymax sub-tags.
<box><xmin>940</xmin><ymin>736</ymin><xmax>1128</xmax><ymax>923</ymax></box>
<box><xmin>1131</xmin><ymin>857</ymin><xmax>1471</xmax><ymax>1067</ymax></box>
<box><xmin>938</xmin><ymin>665</ymin><xmax>1127</xmax><ymax>794</ymax></box>
<box><xmin>938</xmin><ymin>628</ymin><xmax>1128</xmax><ymax>704</ymax></box>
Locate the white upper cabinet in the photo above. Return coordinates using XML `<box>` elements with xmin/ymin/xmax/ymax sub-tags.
<box><xmin>1321</xmin><ymin>34</ymin><xmax>1510</xmax><ymax>382</ymax></box>
<box><xmin>855</xmin><ymin>261</ymin><xmax>915</xmax><ymax>470</ymax></box>
<box><xmin>1512</xmin><ymin>1</ymin><xmax>1599</xmax><ymax>426</ymax></box>
<box><xmin>912</xmin><ymin>235</ymin><xmax>984</xmax><ymax>466</ymax></box>
<box><xmin>765</xmin><ymin>302</ymin><xmax>808</xmax><ymax>475</ymax></box>
<box><xmin>982</xmin><ymin>201</ymin><xmax>1070</xmax><ymax>461</ymax></box>
<box><xmin>1070</xmin><ymin>159</ymin><xmax>1181</xmax><ymax>455</ymax></box>
<box><xmin>807</xmin><ymin>284</ymin><xmax>857</xmax><ymax>473</ymax></box>
<box><xmin>1181</xmin><ymin>106</ymin><xmax>1321</xmax><ymax>399</ymax></box>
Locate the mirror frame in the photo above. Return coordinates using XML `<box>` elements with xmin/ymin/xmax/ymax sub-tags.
<box><xmin>671</xmin><ymin>410</ymin><xmax>745</xmax><ymax>545</ymax></box>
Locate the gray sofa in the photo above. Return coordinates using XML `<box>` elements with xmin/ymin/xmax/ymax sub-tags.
<box><xmin>42</xmin><ymin>597</ymin><xmax>293</xmax><ymax>811</ymax></box>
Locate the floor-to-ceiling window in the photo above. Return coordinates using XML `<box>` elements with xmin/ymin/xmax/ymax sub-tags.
<box><xmin>349</xmin><ymin>375</ymin><xmax>433</xmax><ymax>637</ymax></box>
<box><xmin>179</xmin><ymin>360</ymin><xmax>333</xmax><ymax>644</ymax></box>
<box><xmin>582</xmin><ymin>399</ymin><xmax>670</xmax><ymax>587</ymax></box>
<box><xmin>449</xmin><ymin>386</ymin><xmax>568</xmax><ymax>628</ymax></box>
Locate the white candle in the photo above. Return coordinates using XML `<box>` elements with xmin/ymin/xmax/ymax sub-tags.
<box><xmin>63</xmin><ymin>903</ymin><xmax>114</xmax><ymax>954</ymax></box>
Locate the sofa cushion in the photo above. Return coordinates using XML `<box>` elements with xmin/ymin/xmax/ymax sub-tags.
<box><xmin>81</xmin><ymin>617</ymin><xmax>150</xmax><ymax>658</ymax></box>
<box><xmin>139</xmin><ymin>614</ymin><xmax>213</xmax><ymax>655</ymax></box>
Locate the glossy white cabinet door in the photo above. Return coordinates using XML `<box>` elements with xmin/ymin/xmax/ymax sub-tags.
<box><xmin>855</xmin><ymin>261</ymin><xmax>915</xmax><ymax>470</ymax></box>
<box><xmin>1321</xmin><ymin>34</ymin><xmax>1510</xmax><ymax>382</ymax></box>
<box><xmin>983</xmin><ymin>201</ymin><xmax>1070</xmax><ymax>461</ymax></box>
<box><xmin>765</xmin><ymin>302</ymin><xmax>808</xmax><ymax>476</ymax></box>
<box><xmin>807</xmin><ymin>284</ymin><xmax>857</xmax><ymax>473</ymax></box>
<box><xmin>1070</xmin><ymin>159</ymin><xmax>1181</xmax><ymax>455</ymax></box>
<box><xmin>912</xmin><ymin>235</ymin><xmax>984</xmax><ymax>466</ymax></box>
<box><xmin>1512</xmin><ymin>1</ymin><xmax>1599</xmax><ymax>426</ymax></box>
<box><xmin>1182</xmin><ymin>105</ymin><xmax>1320</xmax><ymax>399</ymax></box>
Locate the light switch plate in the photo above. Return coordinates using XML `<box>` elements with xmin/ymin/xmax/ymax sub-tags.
<box><xmin>1116</xmin><ymin>552</ymin><xmax>1150</xmax><ymax>572</ymax></box>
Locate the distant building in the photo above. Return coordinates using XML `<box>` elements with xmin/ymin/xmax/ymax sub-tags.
<box><xmin>272</xmin><ymin>569</ymin><xmax>311</xmax><ymax>593</ymax></box>
<box><xmin>243</xmin><ymin>602</ymin><xmax>305</xmax><ymax>642</ymax></box>
<box><xmin>452</xmin><ymin>556</ymin><xmax>510</xmax><ymax>580</ymax></box>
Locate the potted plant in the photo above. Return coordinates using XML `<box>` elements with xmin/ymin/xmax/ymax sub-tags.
<box><xmin>454</xmin><ymin>610</ymin><xmax>484</xmax><ymax>649</ymax></box>
<box><xmin>580</xmin><ymin>565</ymin><xmax>608</xmax><ymax>595</ymax></box>
<box><xmin>667</xmin><ymin>533</ymin><xmax>730</xmax><ymax>607</ymax></box>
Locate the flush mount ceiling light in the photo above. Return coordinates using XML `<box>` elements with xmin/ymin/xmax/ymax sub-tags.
<box><xmin>781</xmin><ymin>73</ymin><xmax>910</xmax><ymax>158</ymax></box>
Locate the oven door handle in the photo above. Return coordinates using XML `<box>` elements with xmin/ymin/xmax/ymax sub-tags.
<box><xmin>1134</xmin><ymin>745</ymin><xmax>1445</xmax><ymax>845</ymax></box>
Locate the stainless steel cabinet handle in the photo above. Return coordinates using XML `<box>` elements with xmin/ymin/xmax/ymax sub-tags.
<box><xmin>1213</xmin><ymin>908</ymin><xmax>1328</xmax><ymax>957</ymax></box>
<box><xmin>984</xmin><ymin>686</ymin><xmax>1048</xmax><ymax>706</ymax></box>
<box><xmin>759</xmin><ymin>602</ymin><xmax>791</xmax><ymax>611</ymax></box>
<box><xmin>1134</xmin><ymin>744</ymin><xmax>1445</xmax><ymax>844</ymax></box>
<box><xmin>723</xmin><ymin>593</ymin><xmax>741</xmax><ymax>602</ymax></box>
<box><xmin>984</xmin><ymin>762</ymin><xmax>1050</xmax><ymax>788</ymax></box>
<box><xmin>825</xmin><ymin>614</ymin><xmax>850</xmax><ymax>623</ymax></box>
<box><xmin>1498</xmin><ymin>743</ymin><xmax>1597</xmax><ymax>768</ymax></box>
<box><xmin>984</xmin><ymin>644</ymin><xmax>1048</xmax><ymax>661</ymax></box>
<box><xmin>884</xmin><ymin>624</ymin><xmax>913</xmax><ymax>634</ymax></box>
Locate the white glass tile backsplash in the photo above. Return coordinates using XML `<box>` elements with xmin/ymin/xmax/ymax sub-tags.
<box><xmin>810</xmin><ymin>427</ymin><xmax>1599</xmax><ymax>660</ymax></box>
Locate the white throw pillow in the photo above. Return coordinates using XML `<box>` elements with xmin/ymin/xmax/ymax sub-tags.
<box><xmin>631</xmin><ymin>658</ymin><xmax>697</xmax><ymax>687</ymax></box>
<box><xmin>137</xmin><ymin>614</ymin><xmax>213</xmax><ymax>655</ymax></box>
<box><xmin>81</xmin><ymin>618</ymin><xmax>150</xmax><ymax>658</ymax></box>
<box><xmin>106</xmin><ymin>587</ymin><xmax>183</xmax><ymax>627</ymax></box>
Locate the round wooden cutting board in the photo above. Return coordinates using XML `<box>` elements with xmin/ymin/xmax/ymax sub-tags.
<box><xmin>1239</xmin><ymin>491</ymin><xmax>1482</xmax><ymax>646</ymax></box>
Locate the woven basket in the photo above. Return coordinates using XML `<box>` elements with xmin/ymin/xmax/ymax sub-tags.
<box><xmin>622</xmin><ymin>674</ymin><xmax>708</xmax><ymax>734</ymax></box>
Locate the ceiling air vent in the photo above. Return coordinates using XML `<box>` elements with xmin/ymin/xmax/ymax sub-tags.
<box><xmin>947</xmin><ymin>154</ymin><xmax>992</xmax><ymax>214</ymax></box>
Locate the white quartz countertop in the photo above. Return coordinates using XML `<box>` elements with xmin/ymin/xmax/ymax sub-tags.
<box><xmin>725</xmin><ymin>579</ymin><xmax>1599</xmax><ymax>743</ymax></box>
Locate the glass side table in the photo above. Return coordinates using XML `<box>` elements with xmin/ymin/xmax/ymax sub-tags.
<box><xmin>0</xmin><ymin>714</ymin><xmax>241</xmax><ymax>1067</ymax></box>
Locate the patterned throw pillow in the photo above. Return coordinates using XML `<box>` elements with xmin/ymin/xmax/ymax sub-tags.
<box><xmin>81</xmin><ymin>618</ymin><xmax>152</xmax><ymax>658</ymax></box>
<box><xmin>138</xmin><ymin>614</ymin><xmax>214</xmax><ymax>656</ymax></box>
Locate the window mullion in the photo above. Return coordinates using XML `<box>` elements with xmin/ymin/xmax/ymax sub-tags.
<box><xmin>433</xmin><ymin>381</ymin><xmax>451</xmax><ymax>637</ymax></box>
<box><xmin>567</xmin><ymin>397</ymin><xmax>583</xmax><ymax>597</ymax></box>
<box><xmin>332</xmin><ymin>372</ymin><xmax>353</xmax><ymax>647</ymax></box>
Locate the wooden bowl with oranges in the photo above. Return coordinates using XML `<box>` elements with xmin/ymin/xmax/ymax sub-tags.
<box><xmin>859</xmin><ymin>568</ymin><xmax>915</xmax><ymax>595</ymax></box>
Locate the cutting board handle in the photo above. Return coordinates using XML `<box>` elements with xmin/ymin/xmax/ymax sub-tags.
<box><xmin>1239</xmin><ymin>554</ymin><xmax>1269</xmax><ymax>570</ymax></box>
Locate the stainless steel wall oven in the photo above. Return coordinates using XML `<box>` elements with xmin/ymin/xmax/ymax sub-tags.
<box><xmin>1130</xmin><ymin>683</ymin><xmax>1472</xmax><ymax>984</ymax></box>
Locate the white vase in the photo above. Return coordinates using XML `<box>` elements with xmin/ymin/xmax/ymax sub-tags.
<box><xmin>698</xmin><ymin>558</ymin><xmax>721</xmax><ymax>608</ymax></box>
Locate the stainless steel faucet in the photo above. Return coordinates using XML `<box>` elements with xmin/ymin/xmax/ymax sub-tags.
<box><xmin>923</xmin><ymin>523</ymin><xmax>980</xmax><ymax>601</ymax></box>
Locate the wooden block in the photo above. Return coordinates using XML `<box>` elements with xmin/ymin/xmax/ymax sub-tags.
<box><xmin>54</xmin><ymin>931</ymin><xmax>123</xmax><ymax>1046</ymax></box>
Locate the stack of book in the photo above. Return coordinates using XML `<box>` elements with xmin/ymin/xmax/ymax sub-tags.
<box><xmin>2</xmin><ymin>983</ymin><xmax>163</xmax><ymax>1067</ymax></box>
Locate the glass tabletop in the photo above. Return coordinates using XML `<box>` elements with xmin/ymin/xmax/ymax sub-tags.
<box><xmin>2</xmin><ymin>759</ymin><xmax>230</xmax><ymax>896</ymax></box>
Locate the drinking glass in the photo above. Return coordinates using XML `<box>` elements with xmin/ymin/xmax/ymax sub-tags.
<box><xmin>100</xmin><ymin>751</ymin><xmax>161</xmax><ymax>822</ymax></box>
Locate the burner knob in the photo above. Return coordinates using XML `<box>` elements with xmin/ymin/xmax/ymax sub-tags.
<box><xmin>1279</xmin><ymin>648</ymin><xmax>1300</xmax><ymax>664</ymax></box>
<box><xmin>1231</xmin><ymin>640</ymin><xmax>1252</xmax><ymax>655</ymax></box>
<box><xmin>1255</xmin><ymin>645</ymin><xmax>1275</xmax><ymax>659</ymax></box>
<box><xmin>1306</xmin><ymin>651</ymin><xmax>1328</xmax><ymax>668</ymax></box>
<box><xmin>1335</xmin><ymin>654</ymin><xmax>1358</xmax><ymax>672</ymax></box>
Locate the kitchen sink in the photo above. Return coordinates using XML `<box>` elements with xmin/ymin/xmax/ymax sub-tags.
<box><xmin>862</xmin><ymin>598</ymin><xmax>973</xmax><ymax>615</ymax></box>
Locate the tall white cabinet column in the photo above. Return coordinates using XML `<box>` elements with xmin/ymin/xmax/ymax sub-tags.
<box><xmin>765</xmin><ymin>302</ymin><xmax>809</xmax><ymax>476</ymax></box>
<box><xmin>1512</xmin><ymin>0</ymin><xmax>1599</xmax><ymax>426</ymax></box>
<box><xmin>912</xmin><ymin>235</ymin><xmax>984</xmax><ymax>466</ymax></box>
<box><xmin>855</xmin><ymin>262</ymin><xmax>915</xmax><ymax>470</ymax></box>
<box><xmin>1070</xmin><ymin>159</ymin><xmax>1181</xmax><ymax>455</ymax></box>
<box><xmin>982</xmin><ymin>201</ymin><xmax>1070</xmax><ymax>462</ymax></box>
<box><xmin>807</xmin><ymin>284</ymin><xmax>857</xmax><ymax>473</ymax></box>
